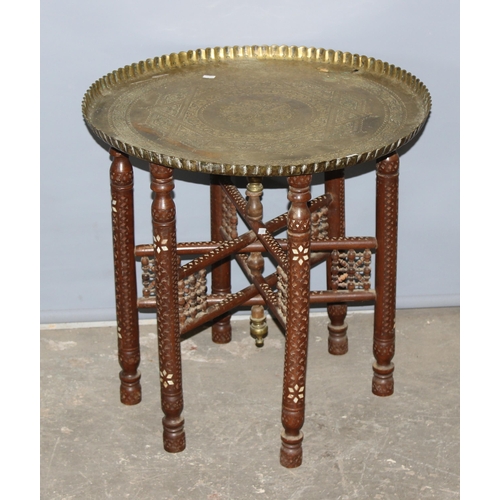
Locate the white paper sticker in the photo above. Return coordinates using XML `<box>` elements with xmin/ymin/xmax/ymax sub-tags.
<box><xmin>258</xmin><ymin>228</ymin><xmax>266</xmax><ymax>234</ymax></box>
<box><xmin>203</xmin><ymin>75</ymin><xmax>216</xmax><ymax>79</ymax></box>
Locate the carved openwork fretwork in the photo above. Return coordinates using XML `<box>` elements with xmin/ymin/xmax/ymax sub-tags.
<box><xmin>330</xmin><ymin>248</ymin><xmax>372</xmax><ymax>291</ymax></box>
<box><xmin>141</xmin><ymin>256</ymin><xmax>156</xmax><ymax>298</ymax></box>
<box><xmin>178</xmin><ymin>268</ymin><xmax>208</xmax><ymax>327</ymax></box>
<box><xmin>311</xmin><ymin>205</ymin><xmax>329</xmax><ymax>240</ymax></box>
<box><xmin>141</xmin><ymin>255</ymin><xmax>208</xmax><ymax>328</ymax></box>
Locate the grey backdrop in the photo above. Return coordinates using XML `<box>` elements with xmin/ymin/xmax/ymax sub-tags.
<box><xmin>40</xmin><ymin>0</ymin><xmax>459</xmax><ymax>324</ymax></box>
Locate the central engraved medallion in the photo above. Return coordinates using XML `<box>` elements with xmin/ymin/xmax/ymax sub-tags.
<box><xmin>220</xmin><ymin>99</ymin><xmax>292</xmax><ymax>127</ymax></box>
<box><xmin>200</xmin><ymin>94</ymin><xmax>314</xmax><ymax>134</ymax></box>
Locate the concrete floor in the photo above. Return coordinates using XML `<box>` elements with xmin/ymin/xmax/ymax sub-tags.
<box><xmin>41</xmin><ymin>307</ymin><xmax>459</xmax><ymax>499</ymax></box>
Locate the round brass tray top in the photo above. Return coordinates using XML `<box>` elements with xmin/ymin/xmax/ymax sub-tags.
<box><xmin>82</xmin><ymin>45</ymin><xmax>431</xmax><ymax>176</ymax></box>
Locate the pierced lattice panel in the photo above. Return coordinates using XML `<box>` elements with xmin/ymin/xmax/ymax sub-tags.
<box><xmin>330</xmin><ymin>249</ymin><xmax>372</xmax><ymax>291</ymax></box>
<box><xmin>178</xmin><ymin>269</ymin><xmax>208</xmax><ymax>326</ymax></box>
<box><xmin>140</xmin><ymin>256</ymin><xmax>208</xmax><ymax>326</ymax></box>
<box><xmin>311</xmin><ymin>205</ymin><xmax>329</xmax><ymax>240</ymax></box>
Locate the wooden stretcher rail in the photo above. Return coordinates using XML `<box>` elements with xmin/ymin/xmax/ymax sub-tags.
<box><xmin>138</xmin><ymin>289</ymin><xmax>376</xmax><ymax>310</ymax></box>
<box><xmin>135</xmin><ymin>236</ymin><xmax>377</xmax><ymax>257</ymax></box>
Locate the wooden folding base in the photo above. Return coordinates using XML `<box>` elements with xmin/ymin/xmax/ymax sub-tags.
<box><xmin>108</xmin><ymin>147</ymin><xmax>400</xmax><ymax>468</ymax></box>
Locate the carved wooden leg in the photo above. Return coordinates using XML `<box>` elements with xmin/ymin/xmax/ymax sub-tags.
<box><xmin>246</xmin><ymin>177</ymin><xmax>268</xmax><ymax>347</ymax></box>
<box><xmin>150</xmin><ymin>163</ymin><xmax>185</xmax><ymax>452</ymax></box>
<box><xmin>280</xmin><ymin>174</ymin><xmax>312</xmax><ymax>468</ymax></box>
<box><xmin>325</xmin><ymin>169</ymin><xmax>348</xmax><ymax>355</ymax></box>
<box><xmin>210</xmin><ymin>175</ymin><xmax>232</xmax><ymax>344</ymax></box>
<box><xmin>109</xmin><ymin>149</ymin><xmax>141</xmax><ymax>405</ymax></box>
<box><xmin>373</xmin><ymin>153</ymin><xmax>399</xmax><ymax>397</ymax></box>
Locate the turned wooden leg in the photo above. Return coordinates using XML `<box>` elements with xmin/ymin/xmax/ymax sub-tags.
<box><xmin>210</xmin><ymin>175</ymin><xmax>232</xmax><ymax>344</ymax></box>
<box><xmin>280</xmin><ymin>174</ymin><xmax>312</xmax><ymax>468</ymax></box>
<box><xmin>325</xmin><ymin>169</ymin><xmax>348</xmax><ymax>355</ymax></box>
<box><xmin>109</xmin><ymin>149</ymin><xmax>141</xmax><ymax>405</ymax></box>
<box><xmin>373</xmin><ymin>153</ymin><xmax>399</xmax><ymax>397</ymax></box>
<box><xmin>150</xmin><ymin>163</ymin><xmax>186</xmax><ymax>452</ymax></box>
<box><xmin>246</xmin><ymin>177</ymin><xmax>268</xmax><ymax>347</ymax></box>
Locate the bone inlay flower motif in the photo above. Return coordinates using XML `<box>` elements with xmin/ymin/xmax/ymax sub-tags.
<box><xmin>291</xmin><ymin>245</ymin><xmax>309</xmax><ymax>266</ymax></box>
<box><xmin>287</xmin><ymin>384</ymin><xmax>305</xmax><ymax>403</ymax></box>
<box><xmin>154</xmin><ymin>234</ymin><xmax>168</xmax><ymax>253</ymax></box>
<box><xmin>160</xmin><ymin>369</ymin><xmax>174</xmax><ymax>388</ymax></box>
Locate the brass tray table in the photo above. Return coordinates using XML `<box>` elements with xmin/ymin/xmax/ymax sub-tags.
<box><xmin>82</xmin><ymin>45</ymin><xmax>431</xmax><ymax>468</ymax></box>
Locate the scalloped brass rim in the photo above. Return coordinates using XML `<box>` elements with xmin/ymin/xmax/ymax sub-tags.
<box><xmin>82</xmin><ymin>45</ymin><xmax>431</xmax><ymax>176</ymax></box>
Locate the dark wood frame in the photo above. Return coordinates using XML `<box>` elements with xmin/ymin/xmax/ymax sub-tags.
<box><xmin>109</xmin><ymin>148</ymin><xmax>400</xmax><ymax>467</ymax></box>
